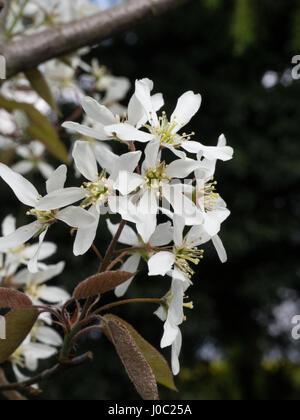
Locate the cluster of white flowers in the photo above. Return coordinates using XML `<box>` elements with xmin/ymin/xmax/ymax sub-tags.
<box><xmin>0</xmin><ymin>76</ymin><xmax>233</xmax><ymax>375</ymax></box>
<box><xmin>0</xmin><ymin>216</ymin><xmax>69</xmax><ymax>383</ymax></box>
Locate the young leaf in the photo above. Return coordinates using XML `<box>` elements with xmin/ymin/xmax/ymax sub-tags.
<box><xmin>0</xmin><ymin>288</ymin><xmax>33</xmax><ymax>309</ymax></box>
<box><xmin>25</xmin><ymin>68</ymin><xmax>59</xmax><ymax>114</ymax></box>
<box><xmin>105</xmin><ymin>314</ymin><xmax>177</xmax><ymax>392</ymax></box>
<box><xmin>73</xmin><ymin>271</ymin><xmax>135</xmax><ymax>299</ymax></box>
<box><xmin>0</xmin><ymin>308</ymin><xmax>39</xmax><ymax>364</ymax></box>
<box><xmin>103</xmin><ymin>315</ymin><xmax>159</xmax><ymax>400</ymax></box>
<box><xmin>0</xmin><ymin>94</ymin><xmax>69</xmax><ymax>163</ymax></box>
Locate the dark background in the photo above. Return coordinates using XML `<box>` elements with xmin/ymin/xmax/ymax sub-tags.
<box><xmin>1</xmin><ymin>0</ymin><xmax>300</xmax><ymax>400</ymax></box>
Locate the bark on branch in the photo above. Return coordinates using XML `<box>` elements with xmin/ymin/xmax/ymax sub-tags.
<box><xmin>1</xmin><ymin>0</ymin><xmax>192</xmax><ymax>78</ymax></box>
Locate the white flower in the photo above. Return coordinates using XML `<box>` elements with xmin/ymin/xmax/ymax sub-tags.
<box><xmin>0</xmin><ymin>215</ymin><xmax>57</xmax><ymax>277</ymax></box>
<box><xmin>10</xmin><ymin>320</ymin><xmax>63</xmax><ymax>383</ymax></box>
<box><xmin>115</xmin><ymin>141</ymin><xmax>203</xmax><ymax>243</ymax></box>
<box><xmin>13</xmin><ymin>262</ymin><xmax>69</xmax><ymax>305</ymax></box>
<box><xmin>113</xmin><ymin>78</ymin><xmax>234</xmax><ymax>161</ymax></box>
<box><xmin>12</xmin><ymin>141</ymin><xmax>55</xmax><ymax>179</ymax></box>
<box><xmin>154</xmin><ymin>276</ymin><xmax>192</xmax><ymax>375</ymax></box>
<box><xmin>107</xmin><ymin>220</ymin><xmax>173</xmax><ymax>297</ymax></box>
<box><xmin>148</xmin><ymin>214</ymin><xmax>227</xmax><ymax>280</ymax></box>
<box><xmin>0</xmin><ymin>164</ymin><xmax>96</xmax><ymax>271</ymax></box>
<box><xmin>53</xmin><ymin>141</ymin><xmax>142</xmax><ymax>256</ymax></box>
<box><xmin>62</xmin><ymin>95</ymin><xmax>155</xmax><ymax>143</ymax></box>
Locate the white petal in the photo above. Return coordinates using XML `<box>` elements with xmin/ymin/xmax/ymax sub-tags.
<box><xmin>35</xmin><ymin>326</ymin><xmax>63</xmax><ymax>347</ymax></box>
<box><xmin>212</xmin><ymin>234</ymin><xmax>227</xmax><ymax>263</ymax></box>
<box><xmin>150</xmin><ymin>222</ymin><xmax>173</xmax><ymax>247</ymax></box>
<box><xmin>73</xmin><ymin>207</ymin><xmax>100</xmax><ymax>256</ymax></box>
<box><xmin>105</xmin><ymin>123</ymin><xmax>154</xmax><ymax>143</ymax></box>
<box><xmin>148</xmin><ymin>252</ymin><xmax>175</xmax><ymax>276</ymax></box>
<box><xmin>38</xmin><ymin>162</ymin><xmax>55</xmax><ymax>180</ymax></box>
<box><xmin>28</xmin><ymin>229</ymin><xmax>48</xmax><ymax>273</ymax></box>
<box><xmin>114</xmin><ymin>151</ymin><xmax>142</xmax><ymax>177</ymax></box>
<box><xmin>154</xmin><ymin>305</ymin><xmax>167</xmax><ymax>322</ymax></box>
<box><xmin>171</xmin><ymin>329</ymin><xmax>182</xmax><ymax>375</ymax></box>
<box><xmin>134</xmin><ymin>79</ymin><xmax>159</xmax><ymax>126</ymax></box>
<box><xmin>2</xmin><ymin>215</ymin><xmax>16</xmax><ymax>237</ymax></box>
<box><xmin>185</xmin><ymin>142</ymin><xmax>234</xmax><ymax>161</ymax></box>
<box><xmin>173</xmin><ymin>215</ymin><xmax>185</xmax><ymax>247</ymax></box>
<box><xmin>171</xmin><ymin>91</ymin><xmax>202</xmax><ymax>133</ymax></box>
<box><xmin>128</xmin><ymin>94</ymin><xmax>146</xmax><ymax>128</ymax></box>
<box><xmin>72</xmin><ymin>141</ymin><xmax>98</xmax><ymax>181</ymax></box>
<box><xmin>34</xmin><ymin>261</ymin><xmax>65</xmax><ymax>285</ymax></box>
<box><xmin>152</xmin><ymin>93</ymin><xmax>164</xmax><ymax>113</ymax></box>
<box><xmin>0</xmin><ymin>163</ymin><xmax>39</xmax><ymax>206</ymax></box>
<box><xmin>82</xmin><ymin>97</ymin><xmax>115</xmax><ymax>125</ymax></box>
<box><xmin>94</xmin><ymin>146</ymin><xmax>118</xmax><ymax>175</ymax></box>
<box><xmin>115</xmin><ymin>254</ymin><xmax>140</xmax><ymax>297</ymax></box>
<box><xmin>0</xmin><ymin>222</ymin><xmax>41</xmax><ymax>252</ymax></box>
<box><xmin>107</xmin><ymin>220</ymin><xmax>139</xmax><ymax>246</ymax></box>
<box><xmin>39</xmin><ymin>286</ymin><xmax>70</xmax><ymax>304</ymax></box>
<box><xmin>57</xmin><ymin>206</ymin><xmax>96</xmax><ymax>228</ymax></box>
<box><xmin>46</xmin><ymin>165</ymin><xmax>67</xmax><ymax>194</ymax></box>
<box><xmin>143</xmin><ymin>140</ymin><xmax>160</xmax><ymax>171</ymax></box>
<box><xmin>161</xmin><ymin>321</ymin><xmax>179</xmax><ymax>348</ymax></box>
<box><xmin>12</xmin><ymin>160</ymin><xmax>33</xmax><ymax>175</ymax></box>
<box><xmin>136</xmin><ymin>212</ymin><xmax>157</xmax><ymax>244</ymax></box>
<box><xmin>36</xmin><ymin>188</ymin><xmax>86</xmax><ymax>211</ymax></box>
<box><xmin>137</xmin><ymin>189</ymin><xmax>158</xmax><ymax>216</ymax></box>
<box><xmin>114</xmin><ymin>171</ymin><xmax>144</xmax><ymax>195</ymax></box>
<box><xmin>62</xmin><ymin>121</ymin><xmax>110</xmax><ymax>141</ymax></box>
<box><xmin>24</xmin><ymin>241</ymin><xmax>56</xmax><ymax>261</ymax></box>
<box><xmin>165</xmin><ymin>158</ymin><xmax>201</xmax><ymax>179</ymax></box>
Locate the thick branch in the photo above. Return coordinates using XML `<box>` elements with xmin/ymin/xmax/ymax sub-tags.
<box><xmin>1</xmin><ymin>0</ymin><xmax>192</xmax><ymax>78</ymax></box>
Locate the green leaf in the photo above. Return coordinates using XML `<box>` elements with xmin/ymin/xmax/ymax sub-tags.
<box><xmin>105</xmin><ymin>314</ymin><xmax>177</xmax><ymax>392</ymax></box>
<box><xmin>0</xmin><ymin>308</ymin><xmax>39</xmax><ymax>364</ymax></box>
<box><xmin>73</xmin><ymin>271</ymin><xmax>136</xmax><ymax>299</ymax></box>
<box><xmin>0</xmin><ymin>288</ymin><xmax>33</xmax><ymax>309</ymax></box>
<box><xmin>25</xmin><ymin>68</ymin><xmax>59</xmax><ymax>114</ymax></box>
<box><xmin>0</xmin><ymin>94</ymin><xmax>69</xmax><ymax>164</ymax></box>
<box><xmin>103</xmin><ymin>315</ymin><xmax>159</xmax><ymax>400</ymax></box>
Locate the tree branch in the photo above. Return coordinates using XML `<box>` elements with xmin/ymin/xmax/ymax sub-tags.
<box><xmin>0</xmin><ymin>0</ymin><xmax>10</xmax><ymax>40</ymax></box>
<box><xmin>1</xmin><ymin>0</ymin><xmax>193</xmax><ymax>78</ymax></box>
<box><xmin>0</xmin><ymin>352</ymin><xmax>93</xmax><ymax>393</ymax></box>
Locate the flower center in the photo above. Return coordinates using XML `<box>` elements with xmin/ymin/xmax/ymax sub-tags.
<box><xmin>175</xmin><ymin>245</ymin><xmax>204</xmax><ymax>278</ymax></box>
<box><xmin>144</xmin><ymin>162</ymin><xmax>170</xmax><ymax>190</ymax></box>
<box><xmin>146</xmin><ymin>112</ymin><xmax>195</xmax><ymax>146</ymax></box>
<box><xmin>25</xmin><ymin>281</ymin><xmax>45</xmax><ymax>301</ymax></box>
<box><xmin>81</xmin><ymin>171</ymin><xmax>112</xmax><ymax>208</ymax></box>
<box><xmin>26</xmin><ymin>209</ymin><xmax>58</xmax><ymax>226</ymax></box>
<box><xmin>10</xmin><ymin>347</ymin><xmax>25</xmax><ymax>368</ymax></box>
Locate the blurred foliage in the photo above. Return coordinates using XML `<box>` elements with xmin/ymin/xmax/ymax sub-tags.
<box><xmin>1</xmin><ymin>0</ymin><xmax>300</xmax><ymax>400</ymax></box>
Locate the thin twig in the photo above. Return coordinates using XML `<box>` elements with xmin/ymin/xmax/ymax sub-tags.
<box><xmin>93</xmin><ymin>298</ymin><xmax>162</xmax><ymax>315</ymax></box>
<box><xmin>0</xmin><ymin>352</ymin><xmax>93</xmax><ymax>392</ymax></box>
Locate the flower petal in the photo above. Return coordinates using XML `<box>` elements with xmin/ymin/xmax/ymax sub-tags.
<box><xmin>62</xmin><ymin>121</ymin><xmax>110</xmax><ymax>141</ymax></box>
<box><xmin>57</xmin><ymin>206</ymin><xmax>97</xmax><ymax>228</ymax></box>
<box><xmin>2</xmin><ymin>215</ymin><xmax>16</xmax><ymax>237</ymax></box>
<box><xmin>165</xmin><ymin>158</ymin><xmax>201</xmax><ymax>179</ymax></box>
<box><xmin>171</xmin><ymin>91</ymin><xmax>202</xmax><ymax>133</ymax></box>
<box><xmin>148</xmin><ymin>251</ymin><xmax>175</xmax><ymax>276</ymax></box>
<box><xmin>73</xmin><ymin>207</ymin><xmax>100</xmax><ymax>256</ymax></box>
<box><xmin>150</xmin><ymin>222</ymin><xmax>173</xmax><ymax>247</ymax></box>
<box><xmin>0</xmin><ymin>222</ymin><xmax>41</xmax><ymax>252</ymax></box>
<box><xmin>115</xmin><ymin>254</ymin><xmax>140</xmax><ymax>297</ymax></box>
<box><xmin>107</xmin><ymin>220</ymin><xmax>139</xmax><ymax>246</ymax></box>
<box><xmin>0</xmin><ymin>163</ymin><xmax>39</xmax><ymax>206</ymax></box>
<box><xmin>105</xmin><ymin>123</ymin><xmax>154</xmax><ymax>143</ymax></box>
<box><xmin>212</xmin><ymin>234</ymin><xmax>227</xmax><ymax>263</ymax></box>
<box><xmin>82</xmin><ymin>96</ymin><xmax>115</xmax><ymax>125</ymax></box>
<box><xmin>36</xmin><ymin>188</ymin><xmax>86</xmax><ymax>211</ymax></box>
<box><xmin>46</xmin><ymin>165</ymin><xmax>67</xmax><ymax>194</ymax></box>
<box><xmin>72</xmin><ymin>141</ymin><xmax>98</xmax><ymax>182</ymax></box>
<box><xmin>39</xmin><ymin>286</ymin><xmax>70</xmax><ymax>304</ymax></box>
<box><xmin>28</xmin><ymin>228</ymin><xmax>48</xmax><ymax>273</ymax></box>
